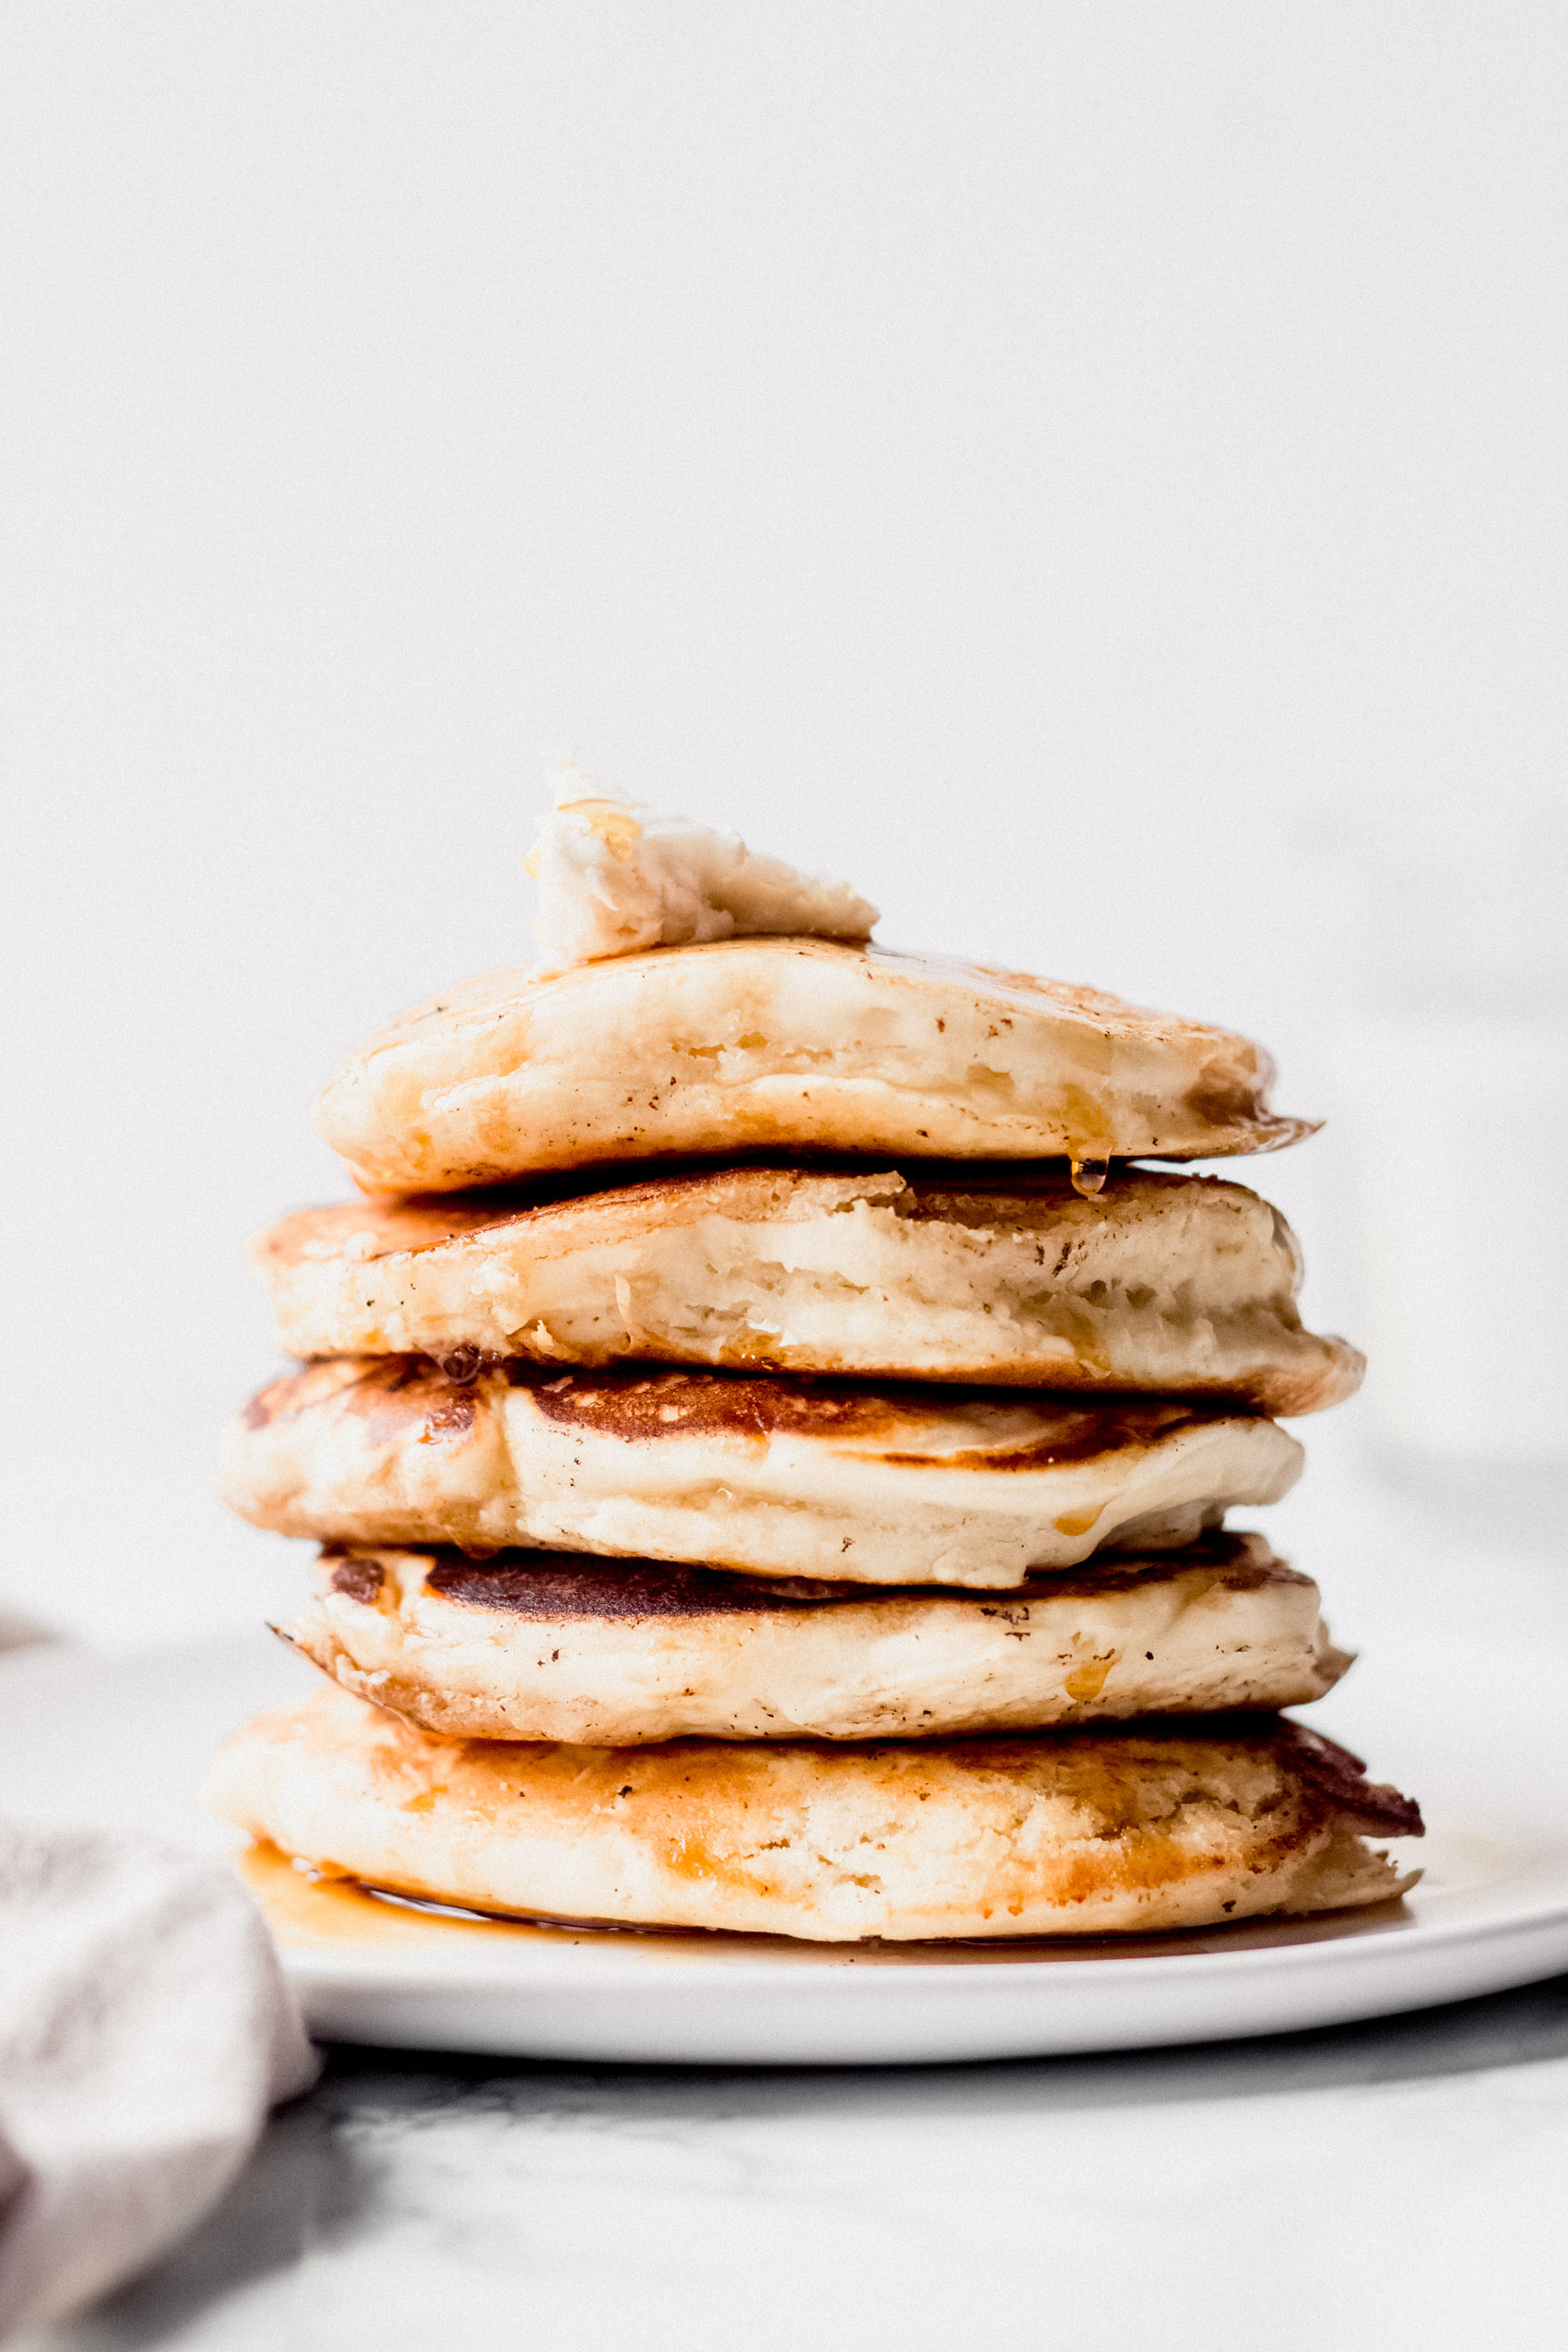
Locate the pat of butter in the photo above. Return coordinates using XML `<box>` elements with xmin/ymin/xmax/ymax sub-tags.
<box><xmin>528</xmin><ymin>762</ymin><xmax>879</xmax><ymax>976</ymax></box>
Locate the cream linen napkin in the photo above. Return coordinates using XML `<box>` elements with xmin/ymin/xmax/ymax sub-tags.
<box><xmin>0</xmin><ymin>1816</ymin><xmax>318</xmax><ymax>2338</ymax></box>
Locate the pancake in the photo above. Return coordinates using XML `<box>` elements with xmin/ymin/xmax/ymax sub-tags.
<box><xmin>255</xmin><ymin>1163</ymin><xmax>1361</xmax><ymax>1413</ymax></box>
<box><xmin>278</xmin><ymin>1531</ymin><xmax>1352</xmax><ymax>1742</ymax></box>
<box><xmin>206</xmin><ymin>1685</ymin><xmax>1422</xmax><ymax>1942</ymax></box>
<box><xmin>220</xmin><ymin>1360</ymin><xmax>1303</xmax><ymax>1587</ymax></box>
<box><xmin>312</xmin><ymin>938</ymin><xmax>1314</xmax><ymax>1192</ymax></box>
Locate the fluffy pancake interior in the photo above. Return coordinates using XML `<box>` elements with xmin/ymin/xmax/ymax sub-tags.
<box><xmin>252</xmin><ymin>1162</ymin><xmax>1361</xmax><ymax>1412</ymax></box>
<box><xmin>219</xmin><ymin>1358</ymin><xmax>1305</xmax><ymax>1586</ymax></box>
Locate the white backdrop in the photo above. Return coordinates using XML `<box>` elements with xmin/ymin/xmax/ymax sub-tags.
<box><xmin>4</xmin><ymin>5</ymin><xmax>1564</xmax><ymax>1643</ymax></box>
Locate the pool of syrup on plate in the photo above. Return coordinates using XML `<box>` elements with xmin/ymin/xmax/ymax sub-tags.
<box><xmin>235</xmin><ymin>1839</ymin><xmax>1412</xmax><ymax>1967</ymax></box>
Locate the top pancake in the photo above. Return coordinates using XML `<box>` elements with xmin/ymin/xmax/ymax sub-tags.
<box><xmin>313</xmin><ymin>938</ymin><xmax>1313</xmax><ymax>1192</ymax></box>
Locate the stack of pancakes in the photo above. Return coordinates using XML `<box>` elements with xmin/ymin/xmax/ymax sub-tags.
<box><xmin>209</xmin><ymin>939</ymin><xmax>1422</xmax><ymax>1941</ymax></box>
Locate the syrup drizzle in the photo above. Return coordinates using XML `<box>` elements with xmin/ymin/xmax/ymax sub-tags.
<box><xmin>1069</xmin><ymin>1157</ymin><xmax>1110</xmax><ymax>1199</ymax></box>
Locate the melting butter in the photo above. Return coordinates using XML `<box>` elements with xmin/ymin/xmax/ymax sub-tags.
<box><xmin>529</xmin><ymin>760</ymin><xmax>879</xmax><ymax>975</ymax></box>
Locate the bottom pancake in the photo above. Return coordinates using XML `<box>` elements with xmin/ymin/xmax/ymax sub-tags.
<box><xmin>278</xmin><ymin>1531</ymin><xmax>1352</xmax><ymax>1742</ymax></box>
<box><xmin>207</xmin><ymin>1685</ymin><xmax>1422</xmax><ymax>1942</ymax></box>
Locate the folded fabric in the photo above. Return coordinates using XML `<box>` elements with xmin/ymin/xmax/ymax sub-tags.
<box><xmin>0</xmin><ymin>1817</ymin><xmax>317</xmax><ymax>2338</ymax></box>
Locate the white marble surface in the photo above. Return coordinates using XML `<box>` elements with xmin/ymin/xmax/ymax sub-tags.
<box><xmin>22</xmin><ymin>1978</ymin><xmax>1568</xmax><ymax>2352</ymax></box>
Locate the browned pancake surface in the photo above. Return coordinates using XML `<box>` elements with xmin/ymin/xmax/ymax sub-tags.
<box><xmin>327</xmin><ymin>1527</ymin><xmax>1307</xmax><ymax>1621</ymax></box>
<box><xmin>241</xmin><ymin>1355</ymin><xmax>1230</xmax><ymax>1464</ymax></box>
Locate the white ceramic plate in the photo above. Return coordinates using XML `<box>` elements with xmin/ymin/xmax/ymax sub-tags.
<box><xmin>4</xmin><ymin>1628</ymin><xmax>1565</xmax><ymax>2065</ymax></box>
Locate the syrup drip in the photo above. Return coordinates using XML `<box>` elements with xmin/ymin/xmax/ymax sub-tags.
<box><xmin>1069</xmin><ymin>1157</ymin><xmax>1110</xmax><ymax>1199</ymax></box>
